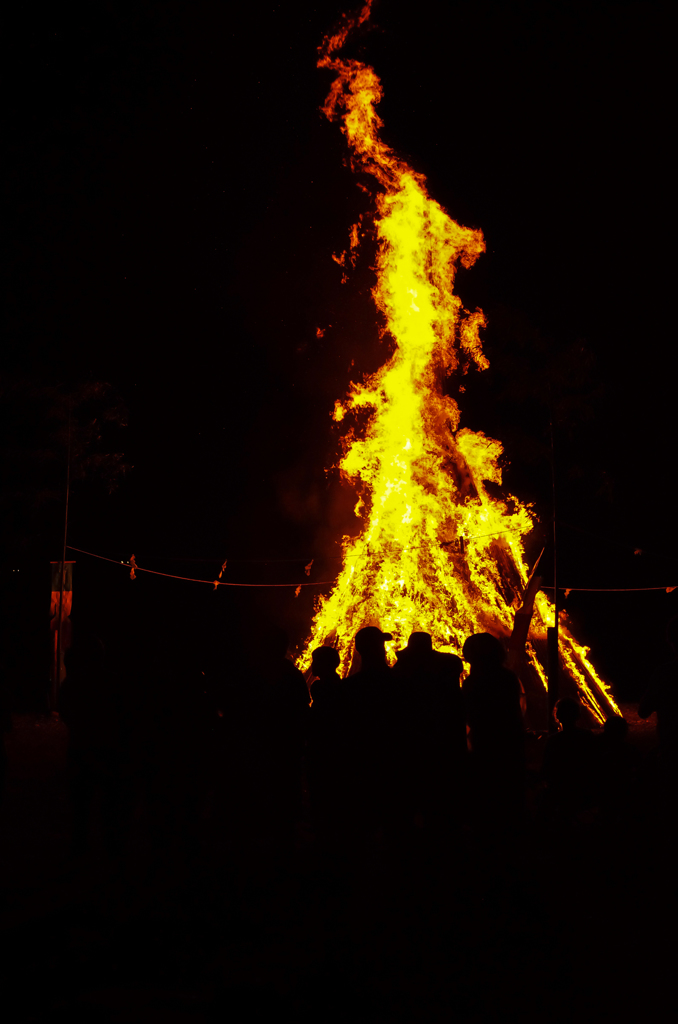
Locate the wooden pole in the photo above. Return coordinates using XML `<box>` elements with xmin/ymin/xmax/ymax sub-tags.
<box><xmin>53</xmin><ymin>401</ymin><xmax>71</xmax><ymax>711</ymax></box>
<box><xmin>547</xmin><ymin>409</ymin><xmax>559</xmax><ymax>729</ymax></box>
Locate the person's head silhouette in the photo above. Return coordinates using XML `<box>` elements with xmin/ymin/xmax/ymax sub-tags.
<box><xmin>311</xmin><ymin>646</ymin><xmax>341</xmax><ymax>680</ymax></box>
<box><xmin>462</xmin><ymin>633</ymin><xmax>505</xmax><ymax>671</ymax></box>
<box><xmin>406</xmin><ymin>632</ymin><xmax>433</xmax><ymax>655</ymax></box>
<box><xmin>355</xmin><ymin>626</ymin><xmax>392</xmax><ymax>669</ymax></box>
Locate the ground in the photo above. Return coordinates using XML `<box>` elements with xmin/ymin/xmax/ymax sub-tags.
<box><xmin>0</xmin><ymin>707</ymin><xmax>672</xmax><ymax>1023</ymax></box>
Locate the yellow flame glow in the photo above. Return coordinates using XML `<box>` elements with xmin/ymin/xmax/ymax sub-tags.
<box><xmin>301</xmin><ymin>4</ymin><xmax>619</xmax><ymax>724</ymax></box>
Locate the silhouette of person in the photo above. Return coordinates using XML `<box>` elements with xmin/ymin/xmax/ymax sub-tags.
<box><xmin>423</xmin><ymin>643</ymin><xmax>466</xmax><ymax>834</ymax></box>
<box><xmin>390</xmin><ymin>632</ymin><xmax>465</xmax><ymax>834</ymax></box>
<box><xmin>308</xmin><ymin>646</ymin><xmax>342</xmax><ymax>836</ymax></box>
<box><xmin>462</xmin><ymin>633</ymin><xmax>524</xmax><ymax>756</ymax></box>
<box><xmin>541</xmin><ymin>697</ymin><xmax>598</xmax><ymax>823</ymax></box>
<box><xmin>310</xmin><ymin>645</ymin><xmax>342</xmax><ymax>712</ymax></box>
<box><xmin>351</xmin><ymin>626</ymin><xmax>392</xmax><ymax>675</ymax></box>
<box><xmin>462</xmin><ymin>632</ymin><xmax>525</xmax><ymax>829</ymax></box>
<box><xmin>338</xmin><ymin>626</ymin><xmax>393</xmax><ymax>836</ymax></box>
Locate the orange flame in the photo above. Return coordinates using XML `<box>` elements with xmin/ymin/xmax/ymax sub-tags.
<box><xmin>302</xmin><ymin>5</ymin><xmax>619</xmax><ymax>724</ymax></box>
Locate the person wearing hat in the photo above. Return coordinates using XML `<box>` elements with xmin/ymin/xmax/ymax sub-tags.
<box><xmin>354</xmin><ymin>625</ymin><xmax>393</xmax><ymax>669</ymax></box>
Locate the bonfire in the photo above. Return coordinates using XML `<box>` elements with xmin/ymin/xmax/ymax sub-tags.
<box><xmin>300</xmin><ymin>3</ymin><xmax>619</xmax><ymax>728</ymax></box>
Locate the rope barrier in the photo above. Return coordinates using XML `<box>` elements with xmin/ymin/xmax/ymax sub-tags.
<box><xmin>542</xmin><ymin>585</ymin><xmax>677</xmax><ymax>593</ymax></box>
<box><xmin>66</xmin><ymin>546</ymin><xmax>677</xmax><ymax>594</ymax></box>
<box><xmin>66</xmin><ymin>546</ymin><xmax>336</xmax><ymax>589</ymax></box>
<box><xmin>65</xmin><ymin>518</ymin><xmax>678</xmax><ymax>571</ymax></box>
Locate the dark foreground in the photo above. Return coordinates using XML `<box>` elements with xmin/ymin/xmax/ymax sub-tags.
<box><xmin>0</xmin><ymin>708</ymin><xmax>673</xmax><ymax>1024</ymax></box>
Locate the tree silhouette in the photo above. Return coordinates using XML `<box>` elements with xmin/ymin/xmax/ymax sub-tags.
<box><xmin>0</xmin><ymin>376</ymin><xmax>130</xmax><ymax>559</ymax></box>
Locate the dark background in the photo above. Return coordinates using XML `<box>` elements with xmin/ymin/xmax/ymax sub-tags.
<box><xmin>3</xmin><ymin>0</ymin><xmax>675</xmax><ymax>704</ymax></box>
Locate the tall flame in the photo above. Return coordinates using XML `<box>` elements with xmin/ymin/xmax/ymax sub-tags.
<box><xmin>302</xmin><ymin>4</ymin><xmax>619</xmax><ymax>725</ymax></box>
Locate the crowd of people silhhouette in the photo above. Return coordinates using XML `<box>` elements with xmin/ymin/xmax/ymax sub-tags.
<box><xmin>41</xmin><ymin>614</ymin><xmax>678</xmax><ymax>868</ymax></box>
<box><xmin>3</xmin><ymin>614</ymin><xmax>677</xmax><ymax>1023</ymax></box>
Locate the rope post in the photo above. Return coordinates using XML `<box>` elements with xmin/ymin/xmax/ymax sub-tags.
<box><xmin>547</xmin><ymin>405</ymin><xmax>558</xmax><ymax>731</ymax></box>
<box><xmin>53</xmin><ymin>400</ymin><xmax>71</xmax><ymax>712</ymax></box>
<box><xmin>547</xmin><ymin>589</ymin><xmax>560</xmax><ymax>730</ymax></box>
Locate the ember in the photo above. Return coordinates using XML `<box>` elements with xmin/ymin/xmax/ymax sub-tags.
<box><xmin>301</xmin><ymin>3</ymin><xmax>619</xmax><ymax>725</ymax></box>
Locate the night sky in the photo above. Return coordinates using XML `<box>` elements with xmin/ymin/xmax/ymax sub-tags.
<box><xmin>3</xmin><ymin>1</ymin><xmax>675</xmax><ymax>702</ymax></box>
